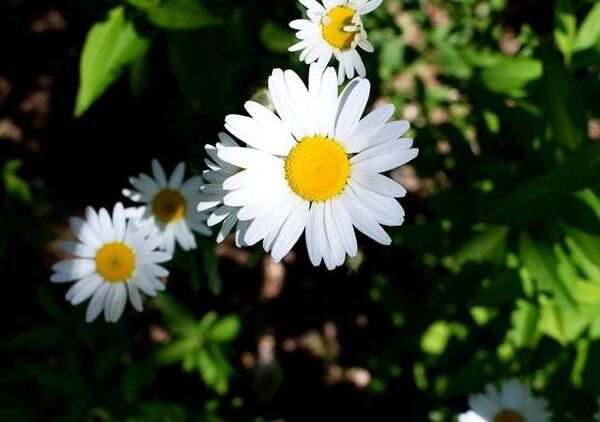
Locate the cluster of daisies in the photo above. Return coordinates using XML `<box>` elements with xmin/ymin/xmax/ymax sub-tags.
<box><xmin>52</xmin><ymin>0</ymin><xmax>417</xmax><ymax>322</ymax></box>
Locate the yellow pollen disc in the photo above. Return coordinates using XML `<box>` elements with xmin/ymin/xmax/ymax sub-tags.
<box><xmin>493</xmin><ymin>410</ymin><xmax>526</xmax><ymax>422</ymax></box>
<box><xmin>95</xmin><ymin>242</ymin><xmax>136</xmax><ymax>283</ymax></box>
<box><xmin>321</xmin><ymin>6</ymin><xmax>358</xmax><ymax>50</ymax></box>
<box><xmin>285</xmin><ymin>136</ymin><xmax>350</xmax><ymax>202</ymax></box>
<box><xmin>152</xmin><ymin>189</ymin><xmax>186</xmax><ymax>223</ymax></box>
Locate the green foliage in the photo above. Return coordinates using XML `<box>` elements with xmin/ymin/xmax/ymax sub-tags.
<box><xmin>5</xmin><ymin>0</ymin><xmax>600</xmax><ymax>420</ymax></box>
<box><xmin>75</xmin><ymin>6</ymin><xmax>151</xmax><ymax>117</ymax></box>
<box><xmin>127</xmin><ymin>0</ymin><xmax>222</xmax><ymax>30</ymax></box>
<box><xmin>155</xmin><ymin>294</ymin><xmax>240</xmax><ymax>395</ymax></box>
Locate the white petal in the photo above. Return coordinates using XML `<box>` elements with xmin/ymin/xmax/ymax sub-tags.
<box><xmin>151</xmin><ymin>159</ymin><xmax>168</xmax><ymax>187</ymax></box>
<box><xmin>335</xmin><ymin>79</ymin><xmax>370</xmax><ymax>142</ymax></box>
<box><xmin>271</xmin><ymin>201</ymin><xmax>310</xmax><ymax>262</ymax></box>
<box><xmin>60</xmin><ymin>240</ymin><xmax>95</xmax><ymax>258</ymax></box>
<box><xmin>357</xmin><ymin>0</ymin><xmax>382</xmax><ymax>15</ymax></box>
<box><xmin>85</xmin><ymin>283</ymin><xmax>110</xmax><ymax>323</ymax></box>
<box><xmin>352</xmin><ymin>147</ymin><xmax>419</xmax><ymax>173</ymax></box>
<box><xmin>169</xmin><ymin>162</ymin><xmax>186</xmax><ymax>188</ymax></box>
<box><xmin>351</xmin><ymin>169</ymin><xmax>406</xmax><ymax>197</ymax></box>
<box><xmin>51</xmin><ymin>259</ymin><xmax>95</xmax><ymax>283</ymax></box>
<box><xmin>109</xmin><ymin>283</ymin><xmax>127</xmax><ymax>322</ymax></box>
<box><xmin>127</xmin><ymin>279</ymin><xmax>143</xmax><ymax>312</ymax></box>
<box><xmin>218</xmin><ymin>147</ymin><xmax>283</xmax><ymax>170</ymax></box>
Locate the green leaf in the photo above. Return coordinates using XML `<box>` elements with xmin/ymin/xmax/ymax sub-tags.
<box><xmin>518</xmin><ymin>233</ymin><xmax>577</xmax><ymax>310</ymax></box>
<box><xmin>479</xmin><ymin>57</ymin><xmax>542</xmax><ymax>96</ymax></box>
<box><xmin>154</xmin><ymin>338</ymin><xmax>198</xmax><ymax>364</ymax></box>
<box><xmin>507</xmin><ymin>299</ymin><xmax>540</xmax><ymax>348</ymax></box>
<box><xmin>131</xmin><ymin>0</ymin><xmax>221</xmax><ymax>30</ymax></box>
<box><xmin>539</xmin><ymin>295</ymin><xmax>588</xmax><ymax>344</ymax></box>
<box><xmin>554</xmin><ymin>0</ymin><xmax>577</xmax><ymax>63</ymax></box>
<box><xmin>565</xmin><ymin>227</ymin><xmax>600</xmax><ymax>275</ymax></box>
<box><xmin>2</xmin><ymin>326</ymin><xmax>62</xmax><ymax>351</ymax></box>
<box><xmin>2</xmin><ymin>159</ymin><xmax>31</xmax><ymax>204</ymax></box>
<box><xmin>452</xmin><ymin>226</ymin><xmax>508</xmax><ymax>270</ymax></box>
<box><xmin>574</xmin><ymin>2</ymin><xmax>600</xmax><ymax>52</ymax></box>
<box><xmin>75</xmin><ymin>6</ymin><xmax>151</xmax><ymax>117</ymax></box>
<box><xmin>541</xmin><ymin>46</ymin><xmax>586</xmax><ymax>150</ymax></box>
<box><xmin>260</xmin><ymin>21</ymin><xmax>295</xmax><ymax>53</ymax></box>
<box><xmin>210</xmin><ymin>315</ymin><xmax>240</xmax><ymax>343</ymax></box>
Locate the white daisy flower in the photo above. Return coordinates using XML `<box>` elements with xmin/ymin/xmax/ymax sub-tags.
<box><xmin>50</xmin><ymin>203</ymin><xmax>171</xmax><ymax>323</ymax></box>
<box><xmin>123</xmin><ymin>160</ymin><xmax>211</xmax><ymax>255</ymax></box>
<box><xmin>216</xmin><ymin>64</ymin><xmax>418</xmax><ymax>270</ymax></box>
<box><xmin>197</xmin><ymin>133</ymin><xmax>251</xmax><ymax>247</ymax></box>
<box><xmin>289</xmin><ymin>0</ymin><xmax>382</xmax><ymax>84</ymax></box>
<box><xmin>459</xmin><ymin>378</ymin><xmax>552</xmax><ymax>422</ymax></box>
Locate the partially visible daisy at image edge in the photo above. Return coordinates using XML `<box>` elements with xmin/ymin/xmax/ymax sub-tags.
<box><xmin>123</xmin><ymin>160</ymin><xmax>211</xmax><ymax>255</ymax></box>
<box><xmin>197</xmin><ymin>132</ymin><xmax>251</xmax><ymax>247</ymax></box>
<box><xmin>289</xmin><ymin>0</ymin><xmax>383</xmax><ymax>84</ymax></box>
<box><xmin>215</xmin><ymin>63</ymin><xmax>418</xmax><ymax>270</ymax></box>
<box><xmin>50</xmin><ymin>203</ymin><xmax>171</xmax><ymax>323</ymax></box>
<box><xmin>459</xmin><ymin>378</ymin><xmax>552</xmax><ymax>422</ymax></box>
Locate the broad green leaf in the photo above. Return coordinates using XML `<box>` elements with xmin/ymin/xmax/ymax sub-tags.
<box><xmin>565</xmin><ymin>227</ymin><xmax>600</xmax><ymax>275</ymax></box>
<box><xmin>2</xmin><ymin>159</ymin><xmax>31</xmax><ymax>204</ymax></box>
<box><xmin>130</xmin><ymin>0</ymin><xmax>221</xmax><ymax>30</ymax></box>
<box><xmin>541</xmin><ymin>46</ymin><xmax>586</xmax><ymax>150</ymax></box>
<box><xmin>480</xmin><ymin>57</ymin><xmax>542</xmax><ymax>95</ymax></box>
<box><xmin>488</xmin><ymin>144</ymin><xmax>600</xmax><ymax>224</ymax></box>
<box><xmin>154</xmin><ymin>338</ymin><xmax>198</xmax><ymax>364</ymax></box>
<box><xmin>260</xmin><ymin>21</ymin><xmax>296</xmax><ymax>53</ymax></box>
<box><xmin>518</xmin><ymin>233</ymin><xmax>577</xmax><ymax>310</ymax></box>
<box><xmin>210</xmin><ymin>315</ymin><xmax>240</xmax><ymax>343</ymax></box>
<box><xmin>539</xmin><ymin>295</ymin><xmax>588</xmax><ymax>344</ymax></box>
<box><xmin>75</xmin><ymin>6</ymin><xmax>150</xmax><ymax>117</ymax></box>
<box><xmin>554</xmin><ymin>0</ymin><xmax>577</xmax><ymax>63</ymax></box>
<box><xmin>2</xmin><ymin>326</ymin><xmax>62</xmax><ymax>351</ymax></box>
<box><xmin>452</xmin><ymin>226</ymin><xmax>508</xmax><ymax>270</ymax></box>
<box><xmin>574</xmin><ymin>280</ymin><xmax>600</xmax><ymax>304</ymax></box>
<box><xmin>507</xmin><ymin>299</ymin><xmax>540</xmax><ymax>348</ymax></box>
<box><xmin>574</xmin><ymin>2</ymin><xmax>600</xmax><ymax>52</ymax></box>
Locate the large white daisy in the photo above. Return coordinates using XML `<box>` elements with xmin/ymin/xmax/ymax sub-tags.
<box><xmin>459</xmin><ymin>378</ymin><xmax>552</xmax><ymax>422</ymax></box>
<box><xmin>50</xmin><ymin>203</ymin><xmax>171</xmax><ymax>323</ymax></box>
<box><xmin>216</xmin><ymin>64</ymin><xmax>418</xmax><ymax>270</ymax></box>
<box><xmin>123</xmin><ymin>160</ymin><xmax>211</xmax><ymax>255</ymax></box>
<box><xmin>289</xmin><ymin>0</ymin><xmax>382</xmax><ymax>84</ymax></box>
<box><xmin>197</xmin><ymin>133</ymin><xmax>251</xmax><ymax>247</ymax></box>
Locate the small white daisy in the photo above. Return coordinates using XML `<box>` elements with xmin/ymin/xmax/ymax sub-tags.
<box><xmin>50</xmin><ymin>203</ymin><xmax>171</xmax><ymax>323</ymax></box>
<box><xmin>289</xmin><ymin>0</ymin><xmax>382</xmax><ymax>84</ymax></box>
<box><xmin>123</xmin><ymin>160</ymin><xmax>211</xmax><ymax>255</ymax></box>
<box><xmin>197</xmin><ymin>133</ymin><xmax>251</xmax><ymax>247</ymax></box>
<box><xmin>459</xmin><ymin>378</ymin><xmax>552</xmax><ymax>422</ymax></box>
<box><xmin>215</xmin><ymin>64</ymin><xmax>418</xmax><ymax>270</ymax></box>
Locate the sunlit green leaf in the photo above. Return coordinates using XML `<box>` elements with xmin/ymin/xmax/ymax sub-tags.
<box><xmin>210</xmin><ymin>315</ymin><xmax>240</xmax><ymax>343</ymax></box>
<box><xmin>574</xmin><ymin>2</ymin><xmax>600</xmax><ymax>52</ymax></box>
<box><xmin>75</xmin><ymin>6</ymin><xmax>151</xmax><ymax>117</ymax></box>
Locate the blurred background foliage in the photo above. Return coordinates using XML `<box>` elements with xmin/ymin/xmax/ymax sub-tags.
<box><xmin>1</xmin><ymin>0</ymin><xmax>600</xmax><ymax>420</ymax></box>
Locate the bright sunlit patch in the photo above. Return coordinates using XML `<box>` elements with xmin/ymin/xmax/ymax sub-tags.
<box><xmin>321</xmin><ymin>6</ymin><xmax>358</xmax><ymax>50</ymax></box>
<box><xmin>285</xmin><ymin>136</ymin><xmax>350</xmax><ymax>202</ymax></box>
<box><xmin>95</xmin><ymin>242</ymin><xmax>136</xmax><ymax>282</ymax></box>
<box><xmin>152</xmin><ymin>189</ymin><xmax>186</xmax><ymax>223</ymax></box>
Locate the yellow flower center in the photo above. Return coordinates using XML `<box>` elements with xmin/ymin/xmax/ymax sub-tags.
<box><xmin>321</xmin><ymin>6</ymin><xmax>359</xmax><ymax>50</ymax></box>
<box><xmin>493</xmin><ymin>410</ymin><xmax>526</xmax><ymax>422</ymax></box>
<box><xmin>95</xmin><ymin>242</ymin><xmax>136</xmax><ymax>283</ymax></box>
<box><xmin>284</xmin><ymin>136</ymin><xmax>350</xmax><ymax>202</ymax></box>
<box><xmin>152</xmin><ymin>189</ymin><xmax>186</xmax><ymax>223</ymax></box>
